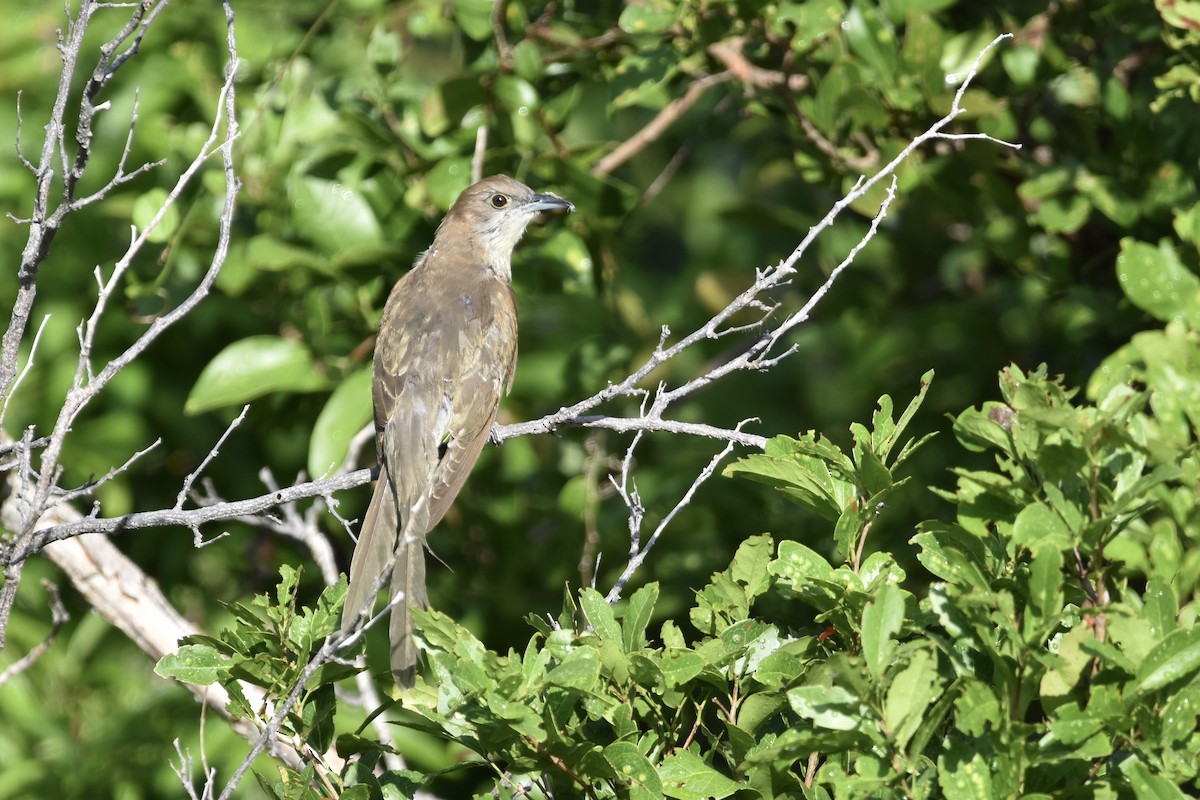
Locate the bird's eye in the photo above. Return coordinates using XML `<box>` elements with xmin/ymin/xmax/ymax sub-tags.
<box><xmin>489</xmin><ymin>193</ymin><xmax>510</xmax><ymax>209</ymax></box>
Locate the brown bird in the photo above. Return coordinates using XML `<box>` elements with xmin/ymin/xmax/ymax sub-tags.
<box><xmin>342</xmin><ymin>174</ymin><xmax>573</xmax><ymax>687</ymax></box>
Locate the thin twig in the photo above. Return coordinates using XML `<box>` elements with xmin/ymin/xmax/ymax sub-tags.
<box><xmin>175</xmin><ymin>406</ymin><xmax>250</xmax><ymax>509</ymax></box>
<box><xmin>5</xmin><ymin>468</ymin><xmax>371</xmax><ymax>564</ymax></box>
<box><xmin>494</xmin><ymin>34</ymin><xmax>1019</xmax><ymax>451</ymax></box>
<box><xmin>471</xmin><ymin>124</ymin><xmax>489</xmax><ymax>184</ymax></box>
<box><xmin>0</xmin><ymin>581</ymin><xmax>68</xmax><ymax>687</ymax></box>
<box><xmin>0</xmin><ymin>313</ymin><xmax>50</xmax><ymax>430</ymax></box>
<box><xmin>606</xmin><ymin>427</ymin><xmax>745</xmax><ymax>604</ymax></box>
<box><xmin>593</xmin><ymin>71</ymin><xmax>733</xmax><ymax>177</ymax></box>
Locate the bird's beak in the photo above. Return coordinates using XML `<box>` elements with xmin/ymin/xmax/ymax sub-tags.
<box><xmin>527</xmin><ymin>193</ymin><xmax>574</xmax><ymax>214</ymax></box>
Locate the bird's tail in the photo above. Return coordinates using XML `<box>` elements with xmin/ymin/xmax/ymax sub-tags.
<box><xmin>341</xmin><ymin>476</ymin><xmax>397</xmax><ymax>634</ymax></box>
<box><xmin>342</xmin><ymin>466</ymin><xmax>430</xmax><ymax>688</ymax></box>
<box><xmin>389</xmin><ymin>527</ymin><xmax>427</xmax><ymax>687</ymax></box>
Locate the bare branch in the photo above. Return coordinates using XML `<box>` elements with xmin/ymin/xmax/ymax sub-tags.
<box><xmin>217</xmin><ymin>632</ymin><xmax>345</xmax><ymax>800</ymax></box>
<box><xmin>493</xmin><ymin>34</ymin><xmax>1019</xmax><ymax>455</ymax></box>
<box><xmin>471</xmin><ymin>124</ymin><xmax>488</xmax><ymax>185</ymax></box>
<box><xmin>13</xmin><ymin>92</ymin><xmax>36</xmax><ymax>173</ymax></box>
<box><xmin>499</xmin><ymin>413</ymin><xmax>768</xmax><ymax>449</ymax></box>
<box><xmin>5</xmin><ymin>468</ymin><xmax>371</xmax><ymax>564</ymax></box>
<box><xmin>55</xmin><ymin>436</ymin><xmax>162</xmax><ymax>506</ymax></box>
<box><xmin>0</xmin><ymin>3</ymin><xmax>91</xmax><ymax>401</ymax></box>
<box><xmin>2</xmin><ymin>0</ymin><xmax>245</xmax><ymax>578</ymax></box>
<box><xmin>0</xmin><ymin>581</ymin><xmax>68</xmax><ymax>687</ymax></box>
<box><xmin>605</xmin><ymin>427</ymin><xmax>745</xmax><ymax>604</ymax></box>
<box><xmin>0</xmin><ymin>431</ymin><xmax>305</xmax><ymax>768</ymax></box>
<box><xmin>223</xmin><ymin>468</ymin><xmax>342</xmax><ymax>587</ymax></box>
<box><xmin>172</xmin><ymin>739</ymin><xmax>216</xmax><ymax>800</ymax></box>
<box><xmin>0</xmin><ymin>0</ymin><xmax>190</xmax><ymax>646</ymax></box>
<box><xmin>69</xmin><ymin>89</ymin><xmax>167</xmax><ymax>210</ymax></box>
<box><xmin>0</xmin><ymin>313</ymin><xmax>50</xmax><ymax>430</ymax></box>
<box><xmin>706</xmin><ymin>37</ymin><xmax>808</xmax><ymax>93</ymax></box>
<box><xmin>593</xmin><ymin>71</ymin><xmax>734</xmax><ymax>178</ymax></box>
<box><xmin>175</xmin><ymin>406</ymin><xmax>250</xmax><ymax>509</ymax></box>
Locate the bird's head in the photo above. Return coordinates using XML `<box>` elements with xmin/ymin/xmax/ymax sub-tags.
<box><xmin>433</xmin><ymin>174</ymin><xmax>574</xmax><ymax>278</ymax></box>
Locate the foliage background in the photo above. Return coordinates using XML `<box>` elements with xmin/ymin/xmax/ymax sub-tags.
<box><xmin>0</xmin><ymin>0</ymin><xmax>1197</xmax><ymax>797</ymax></box>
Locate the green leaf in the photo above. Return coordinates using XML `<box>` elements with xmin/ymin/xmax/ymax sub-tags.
<box><xmin>1001</xmin><ymin>45</ymin><xmax>1039</xmax><ymax>86</ymax></box>
<box><xmin>618</xmin><ymin>0</ymin><xmax>677</xmax><ymax>34</ymax></box>
<box><xmin>1079</xmin><ymin>171</ymin><xmax>1139</xmax><ymax>227</ymax></box>
<box><xmin>453</xmin><ymin>0</ymin><xmax>493</xmax><ymax>40</ymax></box>
<box><xmin>1027</xmin><ymin>547</ymin><xmax>1064</xmax><ymax>622</ymax></box>
<box><xmin>660</xmin><ymin>620</ymin><xmax>685</xmax><ymax>649</ymax></box>
<box><xmin>1117</xmin><ymin>238</ymin><xmax>1200</xmax><ymax>328</ymax></box>
<box><xmin>1159</xmin><ymin>0</ymin><xmax>1200</xmax><ymax>31</ymax></box>
<box><xmin>861</xmin><ymin>582</ymin><xmax>904</xmax><ymax>677</ymax></box>
<box><xmin>494</xmin><ymin>75</ymin><xmax>539</xmax><ymax>113</ymax></box>
<box><xmin>911</xmin><ymin>523</ymin><xmax>993</xmax><ymax>591</ymax></box>
<box><xmin>154</xmin><ymin>644</ymin><xmax>225</xmax><ymax>685</ymax></box>
<box><xmin>243</xmin><ymin>234</ymin><xmax>329</xmax><ymax>273</ymax></box>
<box><xmin>1134</xmin><ymin>626</ymin><xmax>1200</xmax><ymax>695</ymax></box>
<box><xmin>937</xmin><ymin>740</ymin><xmax>994</xmax><ymax>800</ymax></box>
<box><xmin>185</xmin><ymin>335</ymin><xmax>326</xmax><ymax>414</ymax></box>
<box><xmin>1011</xmin><ymin>503</ymin><xmax>1072</xmax><ymax>555</ymax></box>
<box><xmin>540</xmin><ymin>228</ymin><xmax>595</xmax><ymax>294</ymax></box>
<box><xmin>769</xmin><ymin>541</ymin><xmax>838</xmax><ymax>608</ymax></box>
<box><xmin>1047</xmin><ymin>704</ymin><xmax>1102</xmax><ymax>746</ymax></box>
<box><xmin>511</xmin><ymin>40</ymin><xmax>542</xmax><ymax>82</ymax></box>
<box><xmin>788</xmin><ymin>685</ymin><xmax>871</xmax><ymax>731</ymax></box>
<box><xmin>1174</xmin><ymin>203</ymin><xmax>1200</xmax><ymax>249</ymax></box>
<box><xmin>1161</xmin><ymin>686</ymin><xmax>1200</xmax><ymax>744</ymax></box>
<box><xmin>729</xmin><ymin>534</ymin><xmax>774</xmax><ymax>599</ymax></box>
<box><xmin>953</xmin><ymin>402</ymin><xmax>1015</xmax><ymax>453</ymax></box>
<box><xmin>548</xmin><ymin>645</ymin><xmax>600</xmax><ymax>691</ymax></box>
<box><xmin>690</xmin><ymin>571</ymin><xmax>748</xmax><ymax>634</ymax></box>
<box><xmin>302</xmin><ymin>684</ymin><xmax>336</xmax><ymax>752</ymax></box>
<box><xmin>1040</xmin><ymin>623</ymin><xmax>1093</xmax><ymax>708</ymax></box>
<box><xmin>849</xmin><ymin>437</ymin><xmax>892</xmax><ymax>495</ymax></box>
<box><xmin>1127</xmin><ymin>759</ymin><xmax>1188</xmax><ymax>800</ymax></box>
<box><xmin>842</xmin><ymin>4</ymin><xmax>897</xmax><ymax>86</ymax></box>
<box><xmin>1050</xmin><ymin>65</ymin><xmax>1101</xmax><ymax>107</ymax></box>
<box><xmin>425</xmin><ymin>157</ymin><xmax>473</xmax><ymax>211</ymax></box>
<box><xmin>658</xmin><ymin>750</ymin><xmax>739</xmax><ymax>799</ymax></box>
<box><xmin>580</xmin><ymin>588</ymin><xmax>622</xmax><ymax>640</ymax></box>
<box><xmin>884</xmin><ymin>647</ymin><xmax>942</xmax><ymax>750</ymax></box>
<box><xmin>628</xmin><ymin>652</ymin><xmax>666</xmax><ymax>692</ymax></box>
<box><xmin>888</xmin><ymin>370</ymin><xmax>936</xmax><ymax>466</ymax></box>
<box><xmin>939</xmin><ymin>28</ymin><xmax>1001</xmax><ymax>84</ymax></box>
<box><xmin>288</xmin><ymin>174</ymin><xmax>383</xmax><ymax>255</ymax></box>
<box><xmin>773</xmin><ymin>0</ymin><xmax>846</xmax><ymax>46</ymax></box>
<box><xmin>753</xmin><ymin>645</ymin><xmax>807</xmax><ymax>688</ymax></box>
<box><xmin>605</xmin><ymin>742</ymin><xmax>662</xmax><ymax>800</ymax></box>
<box><xmin>622</xmin><ymin>583</ymin><xmax>658</xmax><ymax>652</ymax></box>
<box><xmin>610</xmin><ymin>51</ymin><xmax>678</xmax><ymax>110</ymax></box>
<box><xmin>338</xmin><ymin>785</ymin><xmax>372</xmax><ymax>800</ymax></box>
<box><xmin>725</xmin><ymin>434</ymin><xmax>858</xmax><ymax>520</ymax></box>
<box><xmin>308</xmin><ymin>367</ymin><xmax>373</xmax><ymax>478</ymax></box>
<box><xmin>661</xmin><ymin>648</ymin><xmax>706</xmax><ymax>687</ymax></box>
<box><xmin>954</xmin><ymin>680</ymin><xmax>1001</xmax><ymax>737</ymax></box>
<box><xmin>1030</xmin><ymin>191</ymin><xmax>1091</xmax><ymax>234</ymax></box>
<box><xmin>1143</xmin><ymin>578</ymin><xmax>1178</xmax><ymax>641</ymax></box>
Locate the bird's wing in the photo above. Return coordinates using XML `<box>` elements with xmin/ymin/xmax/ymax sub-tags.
<box><xmin>426</xmin><ymin>284</ymin><xmax>518</xmax><ymax>528</ymax></box>
<box><xmin>341</xmin><ymin>371</ymin><xmax>437</xmax><ymax>632</ymax></box>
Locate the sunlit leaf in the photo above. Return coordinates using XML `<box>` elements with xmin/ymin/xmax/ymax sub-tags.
<box><xmin>185</xmin><ymin>336</ymin><xmax>326</xmax><ymax>414</ymax></box>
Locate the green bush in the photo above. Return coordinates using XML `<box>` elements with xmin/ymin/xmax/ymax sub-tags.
<box><xmin>171</xmin><ymin>338</ymin><xmax>1200</xmax><ymax>797</ymax></box>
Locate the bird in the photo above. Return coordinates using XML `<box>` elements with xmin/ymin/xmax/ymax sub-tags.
<box><xmin>341</xmin><ymin>174</ymin><xmax>574</xmax><ymax>688</ymax></box>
